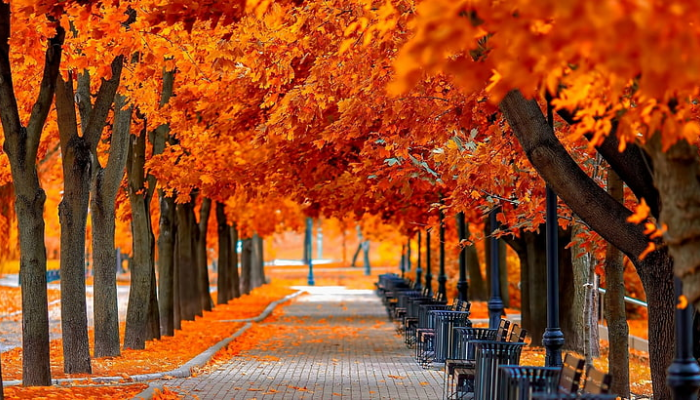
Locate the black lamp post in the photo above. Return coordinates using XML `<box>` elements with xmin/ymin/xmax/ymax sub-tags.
<box><xmin>667</xmin><ymin>278</ymin><xmax>700</xmax><ymax>399</ymax></box>
<box><xmin>400</xmin><ymin>244</ymin><xmax>406</xmax><ymax>279</ymax></box>
<box><xmin>488</xmin><ymin>208</ymin><xmax>505</xmax><ymax>329</ymax></box>
<box><xmin>426</xmin><ymin>229</ymin><xmax>433</xmax><ymax>296</ymax></box>
<box><xmin>543</xmin><ymin>185</ymin><xmax>564</xmax><ymax>367</ymax></box>
<box><xmin>407</xmin><ymin>238</ymin><xmax>412</xmax><ymax>272</ymax></box>
<box><xmin>306</xmin><ymin>217</ymin><xmax>315</xmax><ymax>286</ymax></box>
<box><xmin>457</xmin><ymin>212</ymin><xmax>469</xmax><ymax>302</ymax></box>
<box><xmin>415</xmin><ymin>231</ymin><xmax>423</xmax><ymax>291</ymax></box>
<box><xmin>438</xmin><ymin>208</ymin><xmax>447</xmax><ymax>300</ymax></box>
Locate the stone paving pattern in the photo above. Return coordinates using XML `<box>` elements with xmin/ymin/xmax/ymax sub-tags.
<box><xmin>163</xmin><ymin>287</ymin><xmax>444</xmax><ymax>399</ymax></box>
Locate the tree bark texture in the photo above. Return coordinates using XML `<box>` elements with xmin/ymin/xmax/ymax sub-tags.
<box><xmin>505</xmin><ymin>230</ymin><xmax>547</xmax><ymax>346</ymax></box>
<box><xmin>55</xmin><ymin>54</ymin><xmax>123</xmax><ymax>373</ymax></box>
<box><xmin>216</xmin><ymin>202</ymin><xmax>231</xmax><ymax>304</ymax></box>
<box><xmin>158</xmin><ymin>192</ymin><xmax>176</xmax><ymax>335</ymax></box>
<box><xmin>0</xmin><ymin>5</ymin><xmax>64</xmax><ymax>385</ymax></box>
<box><xmin>465</xmin><ymin>223</ymin><xmax>488</xmax><ymax>301</ymax></box>
<box><xmin>252</xmin><ymin>233</ymin><xmax>265</xmax><ymax>288</ymax></box>
<box><xmin>147</xmin><ymin>260</ymin><xmax>160</xmax><ymax>341</ymax></box>
<box><xmin>197</xmin><ymin>197</ymin><xmax>212</xmax><ymax>311</ymax></box>
<box><xmin>176</xmin><ymin>198</ymin><xmax>201</xmax><ymax>320</ymax></box>
<box><xmin>56</xmin><ymin>88</ymin><xmax>94</xmax><ymax>375</ymax></box>
<box><xmin>605</xmin><ymin>169</ymin><xmax>631</xmax><ymax>398</ymax></box>
<box><xmin>124</xmin><ymin>123</ymin><xmax>154</xmax><ymax>350</ymax></box>
<box><xmin>91</xmin><ymin>93</ymin><xmax>131</xmax><ymax>358</ymax></box>
<box><xmin>501</xmin><ymin>89</ymin><xmax>674</xmax><ymax>399</ymax></box>
<box><xmin>173</xmin><ymin>228</ymin><xmax>181</xmax><ymax>331</ymax></box>
<box><xmin>240</xmin><ymin>238</ymin><xmax>252</xmax><ymax>295</ymax></box>
<box><xmin>570</xmin><ymin>224</ymin><xmax>600</xmax><ymax>361</ymax></box>
<box><xmin>645</xmin><ymin>135</ymin><xmax>700</xmax><ymax>309</ymax></box>
<box><xmin>230</xmin><ymin>225</ymin><xmax>241</xmax><ymax>299</ymax></box>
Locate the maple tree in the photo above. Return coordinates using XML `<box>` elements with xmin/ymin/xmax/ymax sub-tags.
<box><xmin>0</xmin><ymin>2</ymin><xmax>684</xmax><ymax>398</ymax></box>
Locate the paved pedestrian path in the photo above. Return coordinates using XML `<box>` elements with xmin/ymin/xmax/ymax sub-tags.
<box><xmin>160</xmin><ymin>286</ymin><xmax>444</xmax><ymax>399</ymax></box>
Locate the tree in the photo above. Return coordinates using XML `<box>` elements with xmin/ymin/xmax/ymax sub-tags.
<box><xmin>55</xmin><ymin>54</ymin><xmax>124</xmax><ymax>373</ymax></box>
<box><xmin>91</xmin><ymin>92</ymin><xmax>132</xmax><ymax>356</ymax></box>
<box><xmin>0</xmin><ymin>4</ymin><xmax>64</xmax><ymax>386</ymax></box>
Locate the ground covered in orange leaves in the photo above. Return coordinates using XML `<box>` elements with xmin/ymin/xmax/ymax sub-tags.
<box><xmin>3</xmin><ymin>383</ymin><xmax>148</xmax><ymax>399</ymax></box>
<box><xmin>1</xmin><ymin>266</ymin><xmax>653</xmax><ymax>398</ymax></box>
<box><xmin>0</xmin><ymin>286</ymin><xmax>61</xmax><ymax>319</ymax></box>
<box><xmin>2</xmin><ymin>282</ymin><xmax>296</xmax><ymax>398</ymax></box>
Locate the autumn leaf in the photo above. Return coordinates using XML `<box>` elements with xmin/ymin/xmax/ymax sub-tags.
<box><xmin>627</xmin><ymin>199</ymin><xmax>650</xmax><ymax>224</ymax></box>
<box><xmin>677</xmin><ymin>295</ymin><xmax>688</xmax><ymax>310</ymax></box>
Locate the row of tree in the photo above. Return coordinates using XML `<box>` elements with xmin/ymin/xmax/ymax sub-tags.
<box><xmin>0</xmin><ymin>1</ymin><xmax>697</xmax><ymax>399</ymax></box>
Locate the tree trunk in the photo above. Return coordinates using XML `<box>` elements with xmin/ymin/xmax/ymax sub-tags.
<box><xmin>240</xmin><ymin>238</ymin><xmax>252</xmax><ymax>295</ymax></box>
<box><xmin>147</xmin><ymin>260</ymin><xmax>160</xmax><ymax>341</ymax></box>
<box><xmin>362</xmin><ymin>241</ymin><xmax>371</xmax><ymax>276</ymax></box>
<box><xmin>501</xmin><ymin>89</ymin><xmax>674</xmax><ymax>399</ymax></box>
<box><xmin>157</xmin><ymin>191</ymin><xmax>176</xmax><ymax>335</ymax></box>
<box><xmin>252</xmin><ymin>233</ymin><xmax>265</xmax><ymax>288</ymax></box>
<box><xmin>505</xmin><ymin>230</ymin><xmax>547</xmax><ymax>346</ymax></box>
<box><xmin>0</xmin><ymin>6</ymin><xmax>64</xmax><ymax>385</ymax></box>
<box><xmin>230</xmin><ymin>225</ymin><xmax>241</xmax><ymax>299</ymax></box>
<box><xmin>55</xmin><ymin>54</ymin><xmax>123</xmax><ymax>373</ymax></box>
<box><xmin>176</xmin><ymin>198</ymin><xmax>201</xmax><ymax>320</ymax></box>
<box><xmin>603</xmin><ymin>168</ymin><xmax>631</xmax><ymax>398</ymax></box>
<box><xmin>173</xmin><ymin>226</ymin><xmax>181</xmax><ymax>331</ymax></box>
<box><xmin>91</xmin><ymin>93</ymin><xmax>131</xmax><ymax>357</ymax></box>
<box><xmin>197</xmin><ymin>198</ymin><xmax>212</xmax><ymax>311</ymax></box>
<box><xmin>124</xmin><ymin>121</ymin><xmax>154</xmax><ymax>350</ymax></box>
<box><xmin>641</xmin><ymin>251</ymin><xmax>675</xmax><ymax>400</ymax></box>
<box><xmin>498</xmin><ymin>240</ymin><xmax>509</xmax><ymax>308</ymax></box>
<box><xmin>351</xmin><ymin>243</ymin><xmax>362</xmax><ymax>267</ymax></box>
<box><xmin>56</xmin><ymin>133</ymin><xmax>92</xmax><ymax>374</ymax></box>
<box><xmin>466</xmin><ymin>223</ymin><xmax>488</xmax><ymax>301</ymax></box>
<box><xmin>571</xmin><ymin>224</ymin><xmax>600</xmax><ymax>362</ymax></box>
<box><xmin>216</xmin><ymin>202</ymin><xmax>231</xmax><ymax>304</ymax></box>
<box><xmin>14</xmin><ymin>183</ymin><xmax>52</xmax><ymax>384</ymax></box>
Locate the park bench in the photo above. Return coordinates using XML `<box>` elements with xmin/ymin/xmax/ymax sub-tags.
<box><xmin>403</xmin><ymin>289</ymin><xmax>446</xmax><ymax>347</ymax></box>
<box><xmin>503</xmin><ymin>354</ymin><xmax>616</xmax><ymax>400</ymax></box>
<box><xmin>377</xmin><ymin>275</ymin><xmax>411</xmax><ymax>317</ymax></box>
<box><xmin>471</xmin><ymin>337</ymin><xmax>528</xmax><ymax>400</ymax></box>
<box><xmin>443</xmin><ymin>319</ymin><xmax>512</xmax><ymax>399</ymax></box>
<box><xmin>414</xmin><ymin>300</ymin><xmax>453</xmax><ymax>360</ymax></box>
<box><xmin>415</xmin><ymin>299</ymin><xmax>471</xmax><ymax>368</ymax></box>
<box><xmin>393</xmin><ymin>285</ymin><xmax>428</xmax><ymax>332</ymax></box>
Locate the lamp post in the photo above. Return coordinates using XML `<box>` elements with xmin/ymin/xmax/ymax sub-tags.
<box><xmin>457</xmin><ymin>212</ymin><xmax>469</xmax><ymax>302</ymax></box>
<box><xmin>425</xmin><ymin>229</ymin><xmax>433</xmax><ymax>296</ymax></box>
<box><xmin>415</xmin><ymin>231</ymin><xmax>423</xmax><ymax>291</ymax></box>
<box><xmin>362</xmin><ymin>241</ymin><xmax>371</xmax><ymax>276</ymax></box>
<box><xmin>400</xmin><ymin>244</ymin><xmax>406</xmax><ymax>279</ymax></box>
<box><xmin>438</xmin><ymin>208</ymin><xmax>447</xmax><ymax>300</ymax></box>
<box><xmin>306</xmin><ymin>217</ymin><xmax>315</xmax><ymax>286</ymax></box>
<box><xmin>543</xmin><ymin>185</ymin><xmax>564</xmax><ymax>367</ymax></box>
<box><xmin>406</xmin><ymin>238</ymin><xmax>411</xmax><ymax>272</ymax></box>
<box><xmin>488</xmin><ymin>208</ymin><xmax>504</xmax><ymax>329</ymax></box>
<box><xmin>667</xmin><ymin>278</ymin><xmax>700</xmax><ymax>399</ymax></box>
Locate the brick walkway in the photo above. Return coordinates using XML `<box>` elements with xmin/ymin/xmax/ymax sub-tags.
<box><xmin>161</xmin><ymin>286</ymin><xmax>444</xmax><ymax>399</ymax></box>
